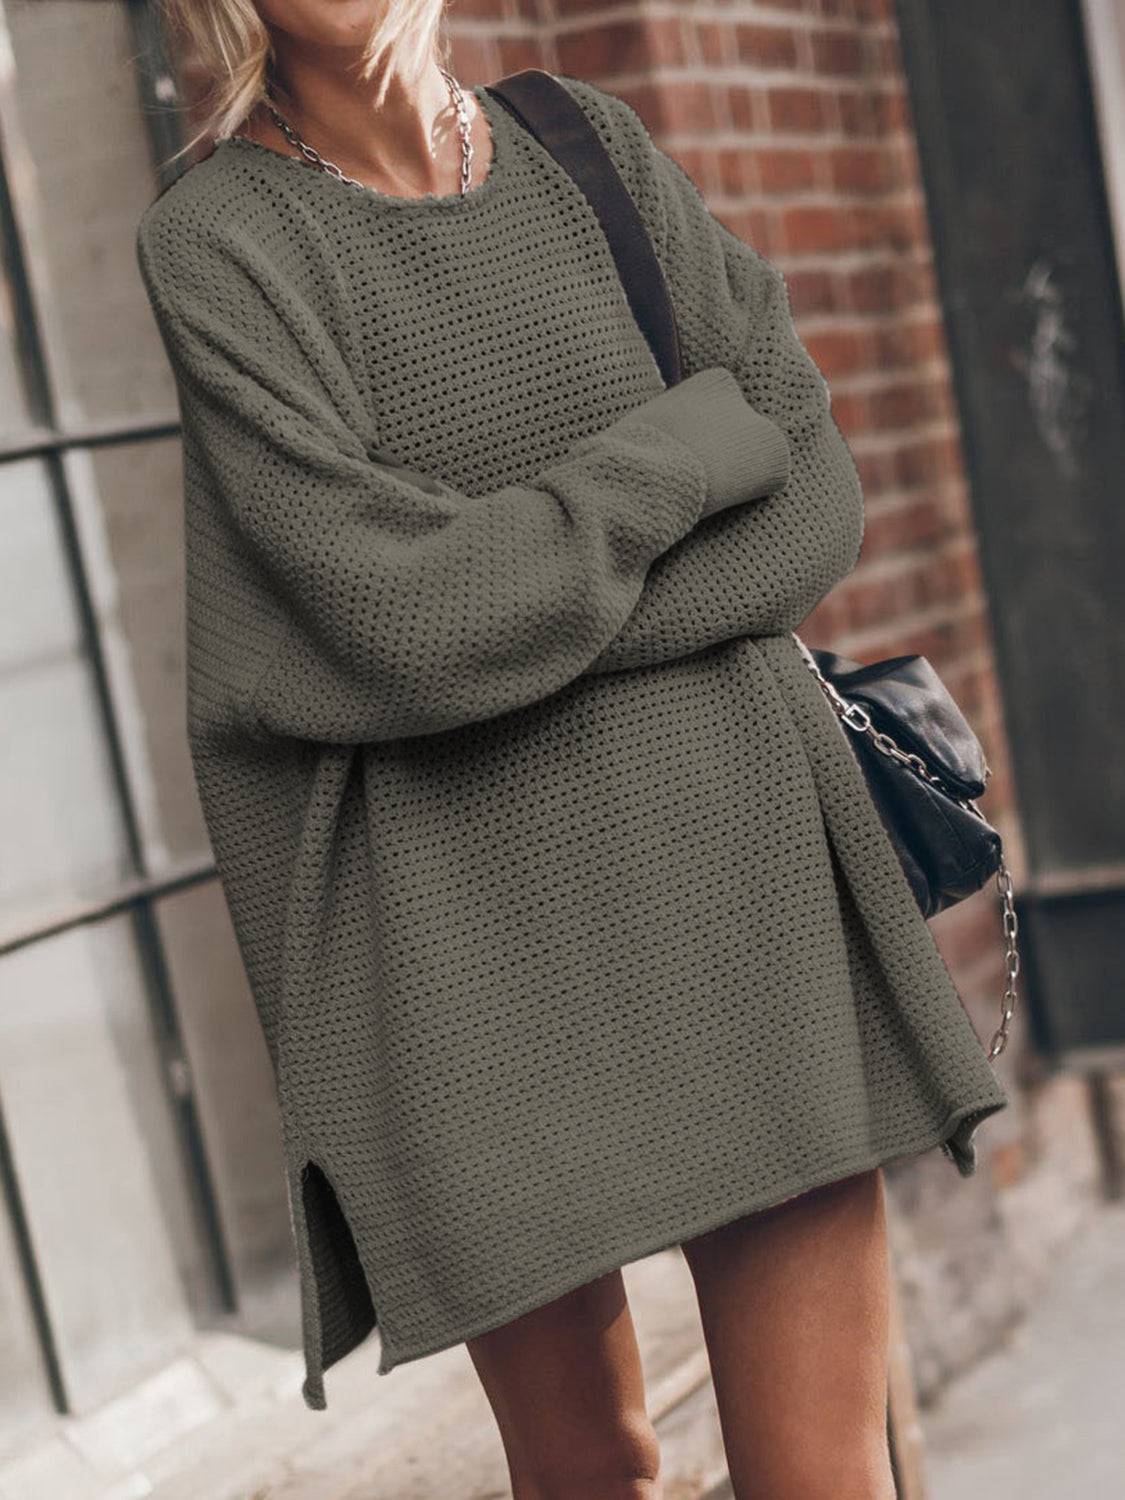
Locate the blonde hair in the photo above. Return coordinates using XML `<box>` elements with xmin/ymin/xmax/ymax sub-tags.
<box><xmin>158</xmin><ymin>0</ymin><xmax>451</xmax><ymax>162</ymax></box>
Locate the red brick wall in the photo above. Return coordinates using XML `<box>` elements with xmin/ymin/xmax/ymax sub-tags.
<box><xmin>456</xmin><ymin>0</ymin><xmax>1021</xmax><ymax>1073</ymax></box>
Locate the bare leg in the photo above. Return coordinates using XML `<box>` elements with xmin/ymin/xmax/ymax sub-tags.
<box><xmin>680</xmin><ymin>1166</ymin><xmax>897</xmax><ymax>1500</ymax></box>
<box><xmin>466</xmin><ymin>1268</ymin><xmax>663</xmax><ymax>1500</ymax></box>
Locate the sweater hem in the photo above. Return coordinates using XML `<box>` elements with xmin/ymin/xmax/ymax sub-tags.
<box><xmin>370</xmin><ymin>1087</ymin><xmax>1008</xmax><ymax>1380</ymax></box>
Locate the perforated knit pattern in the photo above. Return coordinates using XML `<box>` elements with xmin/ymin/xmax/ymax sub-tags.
<box><xmin>136</xmin><ymin>74</ymin><xmax>1008</xmax><ymax>1410</ymax></box>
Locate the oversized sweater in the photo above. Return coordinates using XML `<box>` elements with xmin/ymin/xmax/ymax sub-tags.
<box><xmin>135</xmin><ymin>72</ymin><xmax>1008</xmax><ymax>1411</ymax></box>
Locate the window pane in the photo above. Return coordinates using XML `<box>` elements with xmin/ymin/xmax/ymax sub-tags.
<box><xmin>0</xmin><ymin>0</ymin><xmax>178</xmax><ymax>430</ymax></box>
<box><xmin>0</xmin><ymin>458</ymin><xmax>132</xmax><ymax>940</ymax></box>
<box><xmin>67</xmin><ymin>437</ymin><xmax>211</xmax><ymax>874</ymax></box>
<box><xmin>0</xmin><ymin>914</ymin><xmax>202</xmax><ymax>1413</ymax></box>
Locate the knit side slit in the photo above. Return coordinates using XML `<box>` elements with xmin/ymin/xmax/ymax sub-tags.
<box><xmin>295</xmin><ymin>1158</ymin><xmax>377</xmax><ymax>1409</ymax></box>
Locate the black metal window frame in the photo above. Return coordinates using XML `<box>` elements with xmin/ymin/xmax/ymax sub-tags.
<box><xmin>0</xmin><ymin>0</ymin><xmax>232</xmax><ymax>1415</ymax></box>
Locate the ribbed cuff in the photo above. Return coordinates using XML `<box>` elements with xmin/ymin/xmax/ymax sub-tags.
<box><xmin>612</xmin><ymin>367</ymin><xmax>791</xmax><ymax>518</ymax></box>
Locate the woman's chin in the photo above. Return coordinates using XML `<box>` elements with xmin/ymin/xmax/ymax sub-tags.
<box><xmin>258</xmin><ymin>0</ymin><xmax>387</xmax><ymax>51</ymax></box>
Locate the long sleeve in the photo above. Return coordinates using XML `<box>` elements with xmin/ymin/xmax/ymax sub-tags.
<box><xmin>560</xmin><ymin>79</ymin><xmax>865</xmax><ymax>676</ymax></box>
<box><xmin>137</xmin><ymin>211</ymin><xmax>790</xmax><ymax>747</ymax></box>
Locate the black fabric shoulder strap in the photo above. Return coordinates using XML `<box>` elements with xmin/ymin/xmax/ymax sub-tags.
<box><xmin>484</xmin><ymin>69</ymin><xmax>684</xmax><ymax>388</ymax></box>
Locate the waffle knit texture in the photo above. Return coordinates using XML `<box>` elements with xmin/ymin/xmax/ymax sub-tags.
<box><xmin>135</xmin><ymin>73</ymin><xmax>1009</xmax><ymax>1410</ymax></box>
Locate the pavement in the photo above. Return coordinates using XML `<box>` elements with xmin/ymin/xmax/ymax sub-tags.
<box><xmin>4</xmin><ymin>1200</ymin><xmax>1121</xmax><ymax>1498</ymax></box>
<box><xmin>920</xmin><ymin>1199</ymin><xmax>1125</xmax><ymax>1499</ymax></box>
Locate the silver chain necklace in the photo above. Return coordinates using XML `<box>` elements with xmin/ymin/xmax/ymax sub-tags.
<box><xmin>260</xmin><ymin>66</ymin><xmax>476</xmax><ymax>197</ymax></box>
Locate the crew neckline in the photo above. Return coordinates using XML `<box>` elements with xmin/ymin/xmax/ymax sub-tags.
<box><xmin>216</xmin><ymin>82</ymin><xmax>506</xmax><ymax>211</ymax></box>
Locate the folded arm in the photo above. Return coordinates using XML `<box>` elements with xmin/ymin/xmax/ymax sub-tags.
<box><xmin>137</xmin><ymin>211</ymin><xmax>781</xmax><ymax>747</ymax></box>
<box><xmin>558</xmin><ymin>78</ymin><xmax>866</xmax><ymax>675</ymax></box>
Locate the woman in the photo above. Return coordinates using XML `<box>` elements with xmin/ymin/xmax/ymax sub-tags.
<box><xmin>138</xmin><ymin>1</ymin><xmax>1009</xmax><ymax>1494</ymax></box>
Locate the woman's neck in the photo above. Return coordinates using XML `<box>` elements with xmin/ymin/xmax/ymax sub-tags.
<box><xmin>238</xmin><ymin>54</ymin><xmax>480</xmax><ymax>198</ymax></box>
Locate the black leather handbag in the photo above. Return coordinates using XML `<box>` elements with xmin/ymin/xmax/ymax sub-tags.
<box><xmin>487</xmin><ymin>68</ymin><xmax>1019</xmax><ymax>1059</ymax></box>
<box><xmin>788</xmin><ymin>636</ymin><xmax>1003</xmax><ymax>921</ymax></box>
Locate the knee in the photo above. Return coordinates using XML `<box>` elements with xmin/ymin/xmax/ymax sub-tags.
<box><xmin>512</xmin><ymin>1412</ymin><xmax>662</xmax><ymax>1500</ymax></box>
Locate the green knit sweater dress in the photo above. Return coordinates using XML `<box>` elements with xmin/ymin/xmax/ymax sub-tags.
<box><xmin>135</xmin><ymin>72</ymin><xmax>1009</xmax><ymax>1410</ymax></box>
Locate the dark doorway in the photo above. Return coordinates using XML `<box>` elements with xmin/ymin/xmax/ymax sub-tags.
<box><xmin>896</xmin><ymin>0</ymin><xmax>1125</xmax><ymax>1059</ymax></box>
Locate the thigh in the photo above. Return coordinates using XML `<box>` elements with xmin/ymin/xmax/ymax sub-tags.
<box><xmin>680</xmin><ymin>1168</ymin><xmax>894</xmax><ymax>1498</ymax></box>
<box><xmin>466</xmin><ymin>1268</ymin><xmax>662</xmax><ymax>1496</ymax></box>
